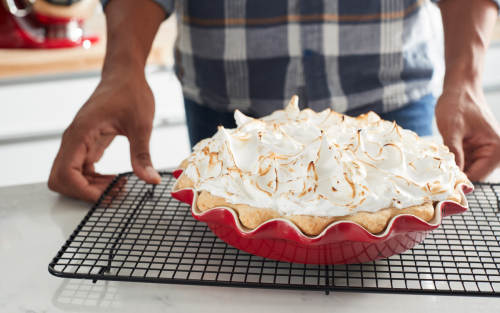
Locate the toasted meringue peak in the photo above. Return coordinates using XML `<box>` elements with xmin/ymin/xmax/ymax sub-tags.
<box><xmin>234</xmin><ymin>110</ymin><xmax>255</xmax><ymax>128</ymax></box>
<box><xmin>185</xmin><ymin>96</ymin><xmax>462</xmax><ymax>217</ymax></box>
<box><xmin>284</xmin><ymin>95</ymin><xmax>300</xmax><ymax>119</ymax></box>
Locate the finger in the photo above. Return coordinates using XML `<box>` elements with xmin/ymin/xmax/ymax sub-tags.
<box><xmin>442</xmin><ymin>134</ymin><xmax>465</xmax><ymax>171</ymax></box>
<box><xmin>83</xmin><ymin>163</ymin><xmax>95</xmax><ymax>174</ymax></box>
<box><xmin>59</xmin><ymin>141</ymin><xmax>109</xmax><ymax>202</ymax></box>
<box><xmin>55</xmin><ymin>129</ymin><xmax>114</xmax><ymax>202</ymax></box>
<box><xmin>462</xmin><ymin>144</ymin><xmax>474</xmax><ymax>172</ymax></box>
<box><xmin>85</xmin><ymin>174</ymin><xmax>116</xmax><ymax>196</ymax></box>
<box><xmin>128</xmin><ymin>126</ymin><xmax>161</xmax><ymax>184</ymax></box>
<box><xmin>464</xmin><ymin>160</ymin><xmax>473</xmax><ymax>173</ymax></box>
<box><xmin>85</xmin><ymin>174</ymin><xmax>116</xmax><ymax>183</ymax></box>
<box><xmin>63</xmin><ymin>169</ymin><xmax>115</xmax><ymax>203</ymax></box>
<box><xmin>465</xmin><ymin>157</ymin><xmax>497</xmax><ymax>182</ymax></box>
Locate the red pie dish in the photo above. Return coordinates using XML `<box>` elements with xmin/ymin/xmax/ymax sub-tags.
<box><xmin>171</xmin><ymin>169</ymin><xmax>473</xmax><ymax>265</ymax></box>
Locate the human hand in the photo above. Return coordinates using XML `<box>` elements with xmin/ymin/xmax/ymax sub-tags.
<box><xmin>436</xmin><ymin>85</ymin><xmax>500</xmax><ymax>182</ymax></box>
<box><xmin>48</xmin><ymin>75</ymin><xmax>162</xmax><ymax>202</ymax></box>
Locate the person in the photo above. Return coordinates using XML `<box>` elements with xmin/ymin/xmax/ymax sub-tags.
<box><xmin>48</xmin><ymin>0</ymin><xmax>500</xmax><ymax>203</ymax></box>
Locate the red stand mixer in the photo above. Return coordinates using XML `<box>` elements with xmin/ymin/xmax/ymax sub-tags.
<box><xmin>0</xmin><ymin>0</ymin><xmax>98</xmax><ymax>49</ymax></box>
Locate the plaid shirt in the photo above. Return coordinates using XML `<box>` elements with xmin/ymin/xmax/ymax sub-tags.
<box><xmin>104</xmin><ymin>0</ymin><xmax>499</xmax><ymax>118</ymax></box>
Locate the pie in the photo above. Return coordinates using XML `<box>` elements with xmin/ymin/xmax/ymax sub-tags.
<box><xmin>176</xmin><ymin>96</ymin><xmax>471</xmax><ymax>235</ymax></box>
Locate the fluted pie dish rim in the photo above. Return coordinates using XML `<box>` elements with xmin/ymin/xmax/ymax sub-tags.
<box><xmin>171</xmin><ymin>168</ymin><xmax>474</xmax><ymax>244</ymax></box>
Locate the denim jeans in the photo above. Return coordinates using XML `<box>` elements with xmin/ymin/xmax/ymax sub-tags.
<box><xmin>379</xmin><ymin>94</ymin><xmax>435</xmax><ymax>137</ymax></box>
<box><xmin>184</xmin><ymin>94</ymin><xmax>436</xmax><ymax>149</ymax></box>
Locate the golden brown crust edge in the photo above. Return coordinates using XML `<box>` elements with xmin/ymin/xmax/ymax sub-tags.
<box><xmin>179</xmin><ymin>158</ymin><xmax>190</xmax><ymax>170</ymax></box>
<box><xmin>177</xmin><ymin>170</ymin><xmax>470</xmax><ymax>235</ymax></box>
<box><xmin>178</xmin><ymin>174</ymin><xmax>195</xmax><ymax>189</ymax></box>
<box><xmin>456</xmin><ymin>171</ymin><xmax>472</xmax><ymax>189</ymax></box>
<box><xmin>197</xmin><ymin>190</ymin><xmax>433</xmax><ymax>235</ymax></box>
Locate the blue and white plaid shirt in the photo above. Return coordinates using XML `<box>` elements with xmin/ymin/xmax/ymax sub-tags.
<box><xmin>104</xmin><ymin>0</ymin><xmax>499</xmax><ymax>118</ymax></box>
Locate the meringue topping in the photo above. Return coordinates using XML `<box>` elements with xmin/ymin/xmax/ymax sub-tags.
<box><xmin>185</xmin><ymin>96</ymin><xmax>461</xmax><ymax>217</ymax></box>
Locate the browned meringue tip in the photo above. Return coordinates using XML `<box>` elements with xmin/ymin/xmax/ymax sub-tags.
<box><xmin>284</xmin><ymin>95</ymin><xmax>300</xmax><ymax>116</ymax></box>
<box><xmin>355</xmin><ymin>111</ymin><xmax>382</xmax><ymax>123</ymax></box>
<box><xmin>234</xmin><ymin>109</ymin><xmax>255</xmax><ymax>128</ymax></box>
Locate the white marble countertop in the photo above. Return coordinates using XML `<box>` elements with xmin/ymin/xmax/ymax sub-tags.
<box><xmin>1</xmin><ymin>181</ymin><xmax>500</xmax><ymax>313</ymax></box>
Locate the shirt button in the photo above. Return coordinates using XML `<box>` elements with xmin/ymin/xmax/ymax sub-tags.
<box><xmin>304</xmin><ymin>49</ymin><xmax>314</xmax><ymax>59</ymax></box>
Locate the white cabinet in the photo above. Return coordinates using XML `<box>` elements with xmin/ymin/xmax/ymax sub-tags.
<box><xmin>0</xmin><ymin>68</ymin><xmax>185</xmax><ymax>139</ymax></box>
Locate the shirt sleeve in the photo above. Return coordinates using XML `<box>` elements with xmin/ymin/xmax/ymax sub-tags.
<box><xmin>431</xmin><ymin>0</ymin><xmax>500</xmax><ymax>14</ymax></box>
<box><xmin>100</xmin><ymin>0</ymin><xmax>175</xmax><ymax>18</ymax></box>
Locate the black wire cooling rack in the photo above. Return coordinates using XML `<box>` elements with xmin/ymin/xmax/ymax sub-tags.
<box><xmin>49</xmin><ymin>172</ymin><xmax>500</xmax><ymax>296</ymax></box>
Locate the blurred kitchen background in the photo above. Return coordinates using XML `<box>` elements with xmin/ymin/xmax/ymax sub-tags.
<box><xmin>0</xmin><ymin>0</ymin><xmax>499</xmax><ymax>188</ymax></box>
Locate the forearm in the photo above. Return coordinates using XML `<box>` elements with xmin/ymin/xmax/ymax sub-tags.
<box><xmin>102</xmin><ymin>0</ymin><xmax>166</xmax><ymax>81</ymax></box>
<box><xmin>439</xmin><ymin>0</ymin><xmax>498</xmax><ymax>91</ymax></box>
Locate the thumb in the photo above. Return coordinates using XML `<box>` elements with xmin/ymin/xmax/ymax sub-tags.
<box><xmin>442</xmin><ymin>133</ymin><xmax>465</xmax><ymax>171</ymax></box>
<box><xmin>128</xmin><ymin>128</ymin><xmax>161</xmax><ymax>185</ymax></box>
<box><xmin>464</xmin><ymin>157</ymin><xmax>494</xmax><ymax>182</ymax></box>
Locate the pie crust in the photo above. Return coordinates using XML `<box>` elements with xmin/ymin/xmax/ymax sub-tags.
<box><xmin>176</xmin><ymin>163</ymin><xmax>469</xmax><ymax>235</ymax></box>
